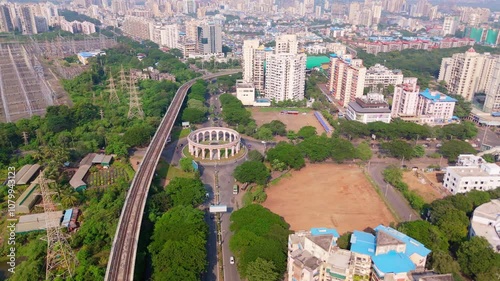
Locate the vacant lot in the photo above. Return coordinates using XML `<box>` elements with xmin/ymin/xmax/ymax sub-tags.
<box><xmin>403</xmin><ymin>171</ymin><xmax>446</xmax><ymax>203</ymax></box>
<box><xmin>263</xmin><ymin>164</ymin><xmax>395</xmax><ymax>234</ymax></box>
<box><xmin>249</xmin><ymin>108</ymin><xmax>326</xmax><ymax>133</ymax></box>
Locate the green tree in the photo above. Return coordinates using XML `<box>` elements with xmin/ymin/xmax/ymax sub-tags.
<box><xmin>182</xmin><ymin>108</ymin><xmax>206</xmax><ymax>124</ymax></box>
<box><xmin>266</xmin><ymin>142</ymin><xmax>305</xmax><ymax>170</ymax></box>
<box><xmin>448</xmin><ymin>94</ymin><xmax>472</xmax><ymax>118</ymax></box>
<box><xmin>246</xmin><ymin>258</ymin><xmax>280</xmax><ymax>281</ymax></box>
<box><xmin>180</xmin><ymin>157</ymin><xmax>195</xmax><ymax>172</ymax></box>
<box><xmin>165</xmin><ymin>177</ymin><xmax>206</xmax><ymax>207</ymax></box>
<box><xmin>297</xmin><ymin>126</ymin><xmax>317</xmax><ymax>139</ymax></box>
<box><xmin>248</xmin><ymin>150</ymin><xmax>264</xmax><ymax>162</ymax></box>
<box><xmin>256</xmin><ymin>126</ymin><xmax>274</xmax><ymax>141</ymax></box>
<box><xmin>457</xmin><ymin>236</ymin><xmax>500</xmax><ymax>279</ymax></box>
<box><xmin>430</xmin><ymin>201</ymin><xmax>469</xmax><ymax>243</ymax></box>
<box><xmin>331</xmin><ymin>137</ymin><xmax>356</xmax><ymax>162</ymax></box>
<box><xmin>263</xmin><ymin>120</ymin><xmax>287</xmax><ymax>136</ymax></box>
<box><xmin>429</xmin><ymin>250</ymin><xmax>461</xmax><ymax>274</ymax></box>
<box><xmin>337</xmin><ymin>232</ymin><xmax>352</xmax><ymax>250</ymax></box>
<box><xmin>397</xmin><ymin>221</ymin><xmax>448</xmax><ymax>252</ymax></box>
<box><xmin>234</xmin><ymin>161</ymin><xmax>270</xmax><ymax>185</ymax></box>
<box><xmin>482</xmin><ymin>153</ymin><xmax>496</xmax><ymax>163</ymax></box>
<box><xmin>123</xmin><ymin>124</ymin><xmax>155</xmax><ymax>147</ymax></box>
<box><xmin>382</xmin><ymin>140</ymin><xmax>415</xmax><ymax>160</ymax></box>
<box><xmin>298</xmin><ymin>135</ymin><xmax>333</xmax><ymax>162</ymax></box>
<box><xmin>413</xmin><ymin>145</ymin><xmax>425</xmax><ymax>158</ymax></box>
<box><xmin>439</xmin><ymin>140</ymin><xmax>476</xmax><ymax>162</ymax></box>
<box><xmin>355</xmin><ymin>142</ymin><xmax>373</xmax><ymax>161</ymax></box>
<box><xmin>287</xmin><ymin>130</ymin><xmax>297</xmax><ymax>141</ymax></box>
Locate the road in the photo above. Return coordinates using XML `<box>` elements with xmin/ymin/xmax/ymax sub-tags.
<box><xmin>104</xmin><ymin>70</ymin><xmax>240</xmax><ymax>281</ymax></box>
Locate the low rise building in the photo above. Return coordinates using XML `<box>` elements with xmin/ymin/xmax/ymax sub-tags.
<box><xmin>364</xmin><ymin>64</ymin><xmax>404</xmax><ymax>89</ymax></box>
<box><xmin>77</xmin><ymin>50</ymin><xmax>105</xmax><ymax>65</ymax></box>
<box><xmin>235</xmin><ymin>80</ymin><xmax>255</xmax><ymax>106</ymax></box>
<box><xmin>443</xmin><ymin>154</ymin><xmax>500</xmax><ymax>194</ymax></box>
<box><xmin>346</xmin><ymin>93</ymin><xmax>391</xmax><ymax>124</ymax></box>
<box><xmin>470</xmin><ymin>199</ymin><xmax>500</xmax><ymax>253</ymax></box>
<box><xmin>288</xmin><ymin>226</ymin><xmax>431</xmax><ymax>281</ymax></box>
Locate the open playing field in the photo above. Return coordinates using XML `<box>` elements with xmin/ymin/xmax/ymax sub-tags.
<box><xmin>402</xmin><ymin>171</ymin><xmax>446</xmax><ymax>203</ymax></box>
<box><xmin>249</xmin><ymin>108</ymin><xmax>326</xmax><ymax>133</ymax></box>
<box><xmin>262</xmin><ymin>164</ymin><xmax>396</xmax><ymax>234</ymax></box>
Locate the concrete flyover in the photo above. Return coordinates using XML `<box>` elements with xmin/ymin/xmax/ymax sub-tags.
<box><xmin>187</xmin><ymin>127</ymin><xmax>241</xmax><ymax>160</ymax></box>
<box><xmin>104</xmin><ymin>69</ymin><xmax>241</xmax><ymax>281</ymax></box>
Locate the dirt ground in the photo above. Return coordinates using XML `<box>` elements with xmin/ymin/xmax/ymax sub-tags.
<box><xmin>129</xmin><ymin>147</ymin><xmax>147</xmax><ymax>171</ymax></box>
<box><xmin>402</xmin><ymin>171</ymin><xmax>447</xmax><ymax>203</ymax></box>
<box><xmin>262</xmin><ymin>164</ymin><xmax>396</xmax><ymax>234</ymax></box>
<box><xmin>250</xmin><ymin>108</ymin><xmax>326</xmax><ymax>133</ymax></box>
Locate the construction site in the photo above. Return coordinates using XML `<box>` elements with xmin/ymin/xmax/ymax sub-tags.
<box><xmin>0</xmin><ymin>35</ymin><xmax>117</xmax><ymax>123</ymax></box>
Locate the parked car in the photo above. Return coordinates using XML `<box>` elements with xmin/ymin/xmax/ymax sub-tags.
<box><xmin>230</xmin><ymin>257</ymin><xmax>235</xmax><ymax>264</ymax></box>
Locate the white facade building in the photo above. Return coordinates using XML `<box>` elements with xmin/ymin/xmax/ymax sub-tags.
<box><xmin>243</xmin><ymin>39</ymin><xmax>260</xmax><ymax>83</ymax></box>
<box><xmin>364</xmin><ymin>64</ymin><xmax>404</xmax><ymax>89</ymax></box>
<box><xmin>470</xmin><ymin>199</ymin><xmax>500</xmax><ymax>253</ymax></box>
<box><xmin>235</xmin><ymin>80</ymin><xmax>255</xmax><ymax>106</ymax></box>
<box><xmin>265</xmin><ymin>53</ymin><xmax>306</xmax><ymax>102</ymax></box>
<box><xmin>391</xmin><ymin>77</ymin><xmax>420</xmax><ymax>117</ymax></box>
<box><xmin>443</xmin><ymin>155</ymin><xmax>500</xmax><ymax>195</ymax></box>
<box><xmin>483</xmin><ymin>58</ymin><xmax>500</xmax><ymax>113</ymax></box>
<box><xmin>442</xmin><ymin>16</ymin><xmax>459</xmax><ymax>36</ymax></box>
<box><xmin>328</xmin><ymin>55</ymin><xmax>367</xmax><ymax>107</ymax></box>
<box><xmin>346</xmin><ymin>93</ymin><xmax>391</xmax><ymax>124</ymax></box>
<box><xmin>275</xmin><ymin>34</ymin><xmax>298</xmax><ymax>54</ymax></box>
<box><xmin>153</xmin><ymin>24</ymin><xmax>178</xmax><ymax>49</ymax></box>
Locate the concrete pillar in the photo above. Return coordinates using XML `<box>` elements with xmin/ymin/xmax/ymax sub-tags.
<box><xmin>231</xmin><ymin>146</ymin><xmax>235</xmax><ymax>156</ymax></box>
<box><xmin>195</xmin><ymin>147</ymin><xmax>199</xmax><ymax>157</ymax></box>
<box><xmin>225</xmin><ymin>148</ymin><xmax>228</xmax><ymax>158</ymax></box>
<box><xmin>217</xmin><ymin>130</ymin><xmax>220</xmax><ymax>141</ymax></box>
<box><xmin>217</xmin><ymin>149</ymin><xmax>221</xmax><ymax>160</ymax></box>
<box><xmin>236</xmin><ymin>143</ymin><xmax>239</xmax><ymax>153</ymax></box>
<box><xmin>202</xmin><ymin>149</ymin><xmax>206</xmax><ymax>159</ymax></box>
<box><xmin>223</xmin><ymin>132</ymin><xmax>226</xmax><ymax>141</ymax></box>
<box><xmin>209</xmin><ymin>149</ymin><xmax>213</xmax><ymax>160</ymax></box>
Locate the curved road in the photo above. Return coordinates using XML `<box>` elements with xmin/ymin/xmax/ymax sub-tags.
<box><xmin>105</xmin><ymin>70</ymin><xmax>241</xmax><ymax>281</ymax></box>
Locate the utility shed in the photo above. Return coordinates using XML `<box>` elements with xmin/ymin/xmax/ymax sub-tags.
<box><xmin>15</xmin><ymin>178</ymin><xmax>41</xmax><ymax>214</ymax></box>
<box><xmin>16</xmin><ymin>164</ymin><xmax>41</xmax><ymax>185</ymax></box>
<box><xmin>69</xmin><ymin>153</ymin><xmax>95</xmax><ymax>191</ymax></box>
<box><xmin>15</xmin><ymin>211</ymin><xmax>64</xmax><ymax>233</ymax></box>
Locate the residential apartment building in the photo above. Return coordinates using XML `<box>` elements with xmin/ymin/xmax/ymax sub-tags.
<box><xmin>152</xmin><ymin>24</ymin><xmax>178</xmax><ymax>49</ymax></box>
<box><xmin>60</xmin><ymin>19</ymin><xmax>96</xmax><ymax>34</ymax></box>
<box><xmin>443</xmin><ymin>154</ymin><xmax>500</xmax><ymax>195</ymax></box>
<box><xmin>470</xmin><ymin>199</ymin><xmax>500</xmax><ymax>253</ymax></box>
<box><xmin>442</xmin><ymin>16</ymin><xmax>459</xmax><ymax>36</ymax></box>
<box><xmin>416</xmin><ymin>89</ymin><xmax>457</xmax><ymax>124</ymax></box>
<box><xmin>122</xmin><ymin>15</ymin><xmax>154</xmax><ymax>41</ymax></box>
<box><xmin>276</xmin><ymin>34</ymin><xmax>298</xmax><ymax>54</ymax></box>
<box><xmin>346</xmin><ymin>93</ymin><xmax>391</xmax><ymax>124</ymax></box>
<box><xmin>288</xmin><ymin>226</ymin><xmax>431</xmax><ymax>281</ymax></box>
<box><xmin>328</xmin><ymin>55</ymin><xmax>366</xmax><ymax>107</ymax></box>
<box><xmin>438</xmin><ymin>48</ymin><xmax>499</xmax><ymax>101</ymax></box>
<box><xmin>265</xmin><ymin>53</ymin><xmax>306</xmax><ymax>102</ymax></box>
<box><xmin>364</xmin><ymin>64</ymin><xmax>404</xmax><ymax>89</ymax></box>
<box><xmin>242</xmin><ymin>39</ymin><xmax>268</xmax><ymax>93</ymax></box>
<box><xmin>483</xmin><ymin>58</ymin><xmax>500</xmax><ymax>113</ymax></box>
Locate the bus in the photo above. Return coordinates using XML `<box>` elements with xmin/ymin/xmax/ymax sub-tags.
<box><xmin>233</xmin><ymin>184</ymin><xmax>239</xmax><ymax>195</ymax></box>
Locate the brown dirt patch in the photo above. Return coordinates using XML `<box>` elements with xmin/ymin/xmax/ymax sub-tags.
<box><xmin>262</xmin><ymin>163</ymin><xmax>396</xmax><ymax>234</ymax></box>
<box><xmin>250</xmin><ymin>108</ymin><xmax>326</xmax><ymax>133</ymax></box>
<box><xmin>402</xmin><ymin>171</ymin><xmax>446</xmax><ymax>203</ymax></box>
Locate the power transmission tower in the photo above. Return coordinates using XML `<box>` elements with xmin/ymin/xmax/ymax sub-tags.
<box><xmin>127</xmin><ymin>73</ymin><xmax>144</xmax><ymax>119</ymax></box>
<box><xmin>107</xmin><ymin>69</ymin><xmax>120</xmax><ymax>103</ymax></box>
<box><xmin>39</xmin><ymin>173</ymin><xmax>77</xmax><ymax>280</ymax></box>
<box><xmin>119</xmin><ymin>65</ymin><xmax>127</xmax><ymax>90</ymax></box>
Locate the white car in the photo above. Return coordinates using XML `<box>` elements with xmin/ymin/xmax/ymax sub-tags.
<box><xmin>230</xmin><ymin>256</ymin><xmax>235</xmax><ymax>265</ymax></box>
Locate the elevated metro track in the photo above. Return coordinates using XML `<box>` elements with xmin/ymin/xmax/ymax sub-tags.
<box><xmin>105</xmin><ymin>70</ymin><xmax>241</xmax><ymax>281</ymax></box>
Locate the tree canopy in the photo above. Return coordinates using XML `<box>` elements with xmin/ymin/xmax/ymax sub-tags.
<box><xmin>234</xmin><ymin>161</ymin><xmax>270</xmax><ymax>185</ymax></box>
<box><xmin>165</xmin><ymin>177</ymin><xmax>206</xmax><ymax>207</ymax></box>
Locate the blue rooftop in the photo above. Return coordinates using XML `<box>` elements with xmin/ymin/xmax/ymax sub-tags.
<box><xmin>329</xmin><ymin>53</ymin><xmax>338</xmax><ymax>58</ymax></box>
<box><xmin>311</xmin><ymin>227</ymin><xmax>339</xmax><ymax>237</ymax></box>
<box><xmin>374</xmin><ymin>225</ymin><xmax>431</xmax><ymax>257</ymax></box>
<box><xmin>419</xmin><ymin>89</ymin><xmax>457</xmax><ymax>103</ymax></box>
<box><xmin>62</xmin><ymin>208</ymin><xmax>73</xmax><ymax>224</ymax></box>
<box><xmin>372</xmin><ymin>251</ymin><xmax>416</xmax><ymax>275</ymax></box>
<box><xmin>350</xmin><ymin>230</ymin><xmax>375</xmax><ymax>256</ymax></box>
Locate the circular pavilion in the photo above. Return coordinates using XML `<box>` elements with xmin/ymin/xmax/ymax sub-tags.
<box><xmin>187</xmin><ymin>127</ymin><xmax>241</xmax><ymax>160</ymax></box>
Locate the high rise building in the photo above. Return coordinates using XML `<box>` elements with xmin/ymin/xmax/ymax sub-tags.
<box><xmin>243</xmin><ymin>39</ymin><xmax>260</xmax><ymax>83</ymax></box>
<box><xmin>328</xmin><ymin>55</ymin><xmax>367</xmax><ymax>107</ymax></box>
<box><xmin>122</xmin><ymin>16</ymin><xmax>154</xmax><ymax>41</ymax></box>
<box><xmin>438</xmin><ymin>48</ymin><xmax>499</xmax><ymax>101</ymax></box>
<box><xmin>153</xmin><ymin>24</ymin><xmax>179</xmax><ymax>49</ymax></box>
<box><xmin>275</xmin><ymin>34</ymin><xmax>298</xmax><ymax>54</ymax></box>
<box><xmin>184</xmin><ymin>0</ymin><xmax>196</xmax><ymax>14</ymax></box>
<box><xmin>20</xmin><ymin>6</ymin><xmax>37</xmax><ymax>34</ymax></box>
<box><xmin>348</xmin><ymin>2</ymin><xmax>361</xmax><ymax>25</ymax></box>
<box><xmin>364</xmin><ymin>64</ymin><xmax>404</xmax><ymax>88</ymax></box>
<box><xmin>442</xmin><ymin>16</ymin><xmax>459</xmax><ymax>36</ymax></box>
<box><xmin>483</xmin><ymin>58</ymin><xmax>500</xmax><ymax>113</ymax></box>
<box><xmin>0</xmin><ymin>5</ymin><xmax>14</xmax><ymax>32</ymax></box>
<box><xmin>198</xmin><ymin>21</ymin><xmax>222</xmax><ymax>54</ymax></box>
<box><xmin>265</xmin><ymin>53</ymin><xmax>306</xmax><ymax>102</ymax></box>
<box><xmin>391</xmin><ymin>77</ymin><xmax>420</xmax><ymax>117</ymax></box>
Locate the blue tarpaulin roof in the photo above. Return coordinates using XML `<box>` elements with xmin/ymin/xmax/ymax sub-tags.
<box><xmin>372</xmin><ymin>251</ymin><xmax>416</xmax><ymax>274</ymax></box>
<box><xmin>310</xmin><ymin>227</ymin><xmax>339</xmax><ymax>237</ymax></box>
<box><xmin>62</xmin><ymin>209</ymin><xmax>73</xmax><ymax>226</ymax></box>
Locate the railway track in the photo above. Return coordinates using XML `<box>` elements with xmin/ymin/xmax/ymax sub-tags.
<box><xmin>105</xmin><ymin>70</ymin><xmax>240</xmax><ymax>281</ymax></box>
